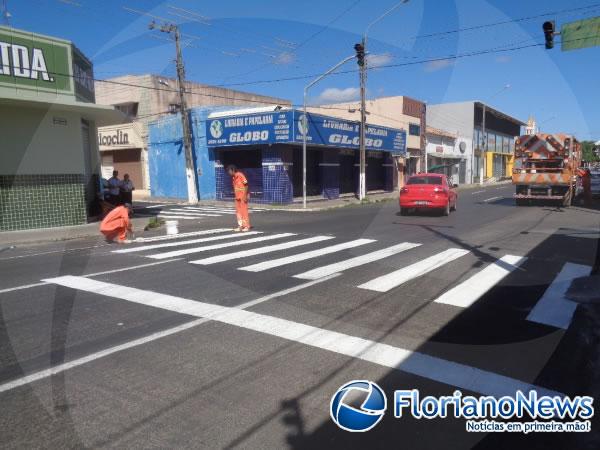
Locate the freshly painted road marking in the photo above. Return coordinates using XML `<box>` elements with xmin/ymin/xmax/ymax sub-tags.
<box><xmin>134</xmin><ymin>229</ymin><xmax>230</xmax><ymax>243</ymax></box>
<box><xmin>157</xmin><ymin>215</ymin><xmax>209</xmax><ymax>220</ymax></box>
<box><xmin>239</xmin><ymin>239</ymin><xmax>376</xmax><ymax>272</ymax></box>
<box><xmin>483</xmin><ymin>196</ymin><xmax>503</xmax><ymax>203</ymax></box>
<box><xmin>38</xmin><ymin>276</ymin><xmax>561</xmax><ymax>399</ymax></box>
<box><xmin>170</xmin><ymin>208</ymin><xmax>234</xmax><ymax>215</ymax></box>
<box><xmin>294</xmin><ymin>242</ymin><xmax>422</xmax><ymax>280</ymax></box>
<box><xmin>0</xmin><ymin>275</ymin><xmax>338</xmax><ymax>394</ymax></box>
<box><xmin>114</xmin><ymin>232</ymin><xmax>262</xmax><ymax>254</ymax></box>
<box><xmin>190</xmin><ymin>236</ymin><xmax>335</xmax><ymax>265</ymax></box>
<box><xmin>0</xmin><ymin>259</ymin><xmax>182</xmax><ymax>295</ymax></box>
<box><xmin>148</xmin><ymin>233</ymin><xmax>296</xmax><ymax>260</ymax></box>
<box><xmin>182</xmin><ymin>207</ymin><xmax>236</xmax><ymax>214</ymax></box>
<box><xmin>142</xmin><ymin>204</ymin><xmax>168</xmax><ymax>209</ymax></box>
<box><xmin>471</xmin><ymin>190</ymin><xmax>485</xmax><ymax>195</ymax></box>
<box><xmin>434</xmin><ymin>255</ymin><xmax>527</xmax><ymax>308</ymax></box>
<box><xmin>527</xmin><ymin>263</ymin><xmax>592</xmax><ymax>329</ymax></box>
<box><xmin>158</xmin><ymin>211</ymin><xmax>221</xmax><ymax>217</ymax></box>
<box><xmin>358</xmin><ymin>248</ymin><xmax>470</xmax><ymax>292</ymax></box>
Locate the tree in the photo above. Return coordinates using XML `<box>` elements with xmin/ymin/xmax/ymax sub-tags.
<box><xmin>581</xmin><ymin>140</ymin><xmax>600</xmax><ymax>162</ymax></box>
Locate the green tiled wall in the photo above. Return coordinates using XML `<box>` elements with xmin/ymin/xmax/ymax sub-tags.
<box><xmin>0</xmin><ymin>174</ymin><xmax>87</xmax><ymax>231</ymax></box>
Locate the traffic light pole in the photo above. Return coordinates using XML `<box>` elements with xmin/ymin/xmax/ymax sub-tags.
<box><xmin>150</xmin><ymin>21</ymin><xmax>198</xmax><ymax>204</ymax></box>
<box><xmin>358</xmin><ymin>39</ymin><xmax>367</xmax><ymax>201</ymax></box>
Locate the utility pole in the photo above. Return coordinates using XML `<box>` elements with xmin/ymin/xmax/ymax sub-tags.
<box><xmin>149</xmin><ymin>21</ymin><xmax>199</xmax><ymax>204</ymax></box>
<box><xmin>355</xmin><ymin>42</ymin><xmax>367</xmax><ymax>201</ymax></box>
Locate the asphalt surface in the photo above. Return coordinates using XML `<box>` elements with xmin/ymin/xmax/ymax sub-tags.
<box><xmin>1</xmin><ymin>184</ymin><xmax>599</xmax><ymax>449</ymax></box>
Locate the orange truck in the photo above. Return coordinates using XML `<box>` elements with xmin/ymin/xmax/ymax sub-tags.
<box><xmin>512</xmin><ymin>133</ymin><xmax>581</xmax><ymax>206</ymax></box>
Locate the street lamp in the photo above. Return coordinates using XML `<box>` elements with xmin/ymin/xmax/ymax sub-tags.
<box><xmin>358</xmin><ymin>0</ymin><xmax>410</xmax><ymax>200</ymax></box>
<box><xmin>302</xmin><ymin>55</ymin><xmax>356</xmax><ymax>209</ymax></box>
<box><xmin>480</xmin><ymin>84</ymin><xmax>511</xmax><ymax>185</ymax></box>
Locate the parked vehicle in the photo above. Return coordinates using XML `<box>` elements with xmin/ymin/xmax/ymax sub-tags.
<box><xmin>399</xmin><ymin>173</ymin><xmax>458</xmax><ymax>216</ymax></box>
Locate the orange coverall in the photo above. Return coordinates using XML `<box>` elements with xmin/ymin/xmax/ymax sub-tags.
<box><xmin>100</xmin><ymin>205</ymin><xmax>131</xmax><ymax>241</ymax></box>
<box><xmin>233</xmin><ymin>171</ymin><xmax>250</xmax><ymax>230</ymax></box>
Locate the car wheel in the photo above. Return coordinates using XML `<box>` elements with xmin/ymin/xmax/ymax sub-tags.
<box><xmin>400</xmin><ymin>207</ymin><xmax>407</xmax><ymax>216</ymax></box>
<box><xmin>443</xmin><ymin>202</ymin><xmax>450</xmax><ymax>216</ymax></box>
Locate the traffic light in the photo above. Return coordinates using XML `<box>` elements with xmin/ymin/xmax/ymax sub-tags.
<box><xmin>354</xmin><ymin>43</ymin><xmax>365</xmax><ymax>66</ymax></box>
<box><xmin>543</xmin><ymin>21</ymin><xmax>555</xmax><ymax>49</ymax></box>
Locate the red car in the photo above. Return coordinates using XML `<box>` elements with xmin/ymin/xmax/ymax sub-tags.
<box><xmin>399</xmin><ymin>173</ymin><xmax>458</xmax><ymax>216</ymax></box>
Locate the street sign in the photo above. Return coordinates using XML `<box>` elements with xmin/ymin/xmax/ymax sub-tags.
<box><xmin>561</xmin><ymin>16</ymin><xmax>600</xmax><ymax>51</ymax></box>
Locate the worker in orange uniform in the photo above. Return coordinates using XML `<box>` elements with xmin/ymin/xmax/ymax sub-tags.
<box><xmin>577</xmin><ymin>167</ymin><xmax>592</xmax><ymax>206</ymax></box>
<box><xmin>227</xmin><ymin>164</ymin><xmax>251</xmax><ymax>232</ymax></box>
<box><xmin>100</xmin><ymin>203</ymin><xmax>133</xmax><ymax>243</ymax></box>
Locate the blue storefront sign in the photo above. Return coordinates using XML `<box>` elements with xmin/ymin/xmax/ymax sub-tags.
<box><xmin>206</xmin><ymin>109</ymin><xmax>407</xmax><ymax>155</ymax></box>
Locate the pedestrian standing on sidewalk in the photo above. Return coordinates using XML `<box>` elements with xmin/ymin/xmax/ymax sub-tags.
<box><xmin>120</xmin><ymin>173</ymin><xmax>135</xmax><ymax>205</ymax></box>
<box><xmin>100</xmin><ymin>203</ymin><xmax>133</xmax><ymax>244</ymax></box>
<box><xmin>227</xmin><ymin>164</ymin><xmax>251</xmax><ymax>232</ymax></box>
<box><xmin>107</xmin><ymin>170</ymin><xmax>122</xmax><ymax>205</ymax></box>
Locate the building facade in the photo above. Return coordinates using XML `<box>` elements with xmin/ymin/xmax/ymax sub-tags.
<box><xmin>425</xmin><ymin>127</ymin><xmax>466</xmax><ymax>185</ymax></box>
<box><xmin>308</xmin><ymin>96</ymin><xmax>426</xmax><ymax>185</ymax></box>
<box><xmin>147</xmin><ymin>106</ymin><xmax>407</xmax><ymax>203</ymax></box>
<box><xmin>0</xmin><ymin>26</ymin><xmax>122</xmax><ymax>231</ymax></box>
<box><xmin>94</xmin><ymin>74</ymin><xmax>290</xmax><ymax>196</ymax></box>
<box><xmin>427</xmin><ymin>101</ymin><xmax>524</xmax><ymax>183</ymax></box>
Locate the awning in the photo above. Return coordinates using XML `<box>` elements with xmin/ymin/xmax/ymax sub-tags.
<box><xmin>427</xmin><ymin>152</ymin><xmax>464</xmax><ymax>159</ymax></box>
<box><xmin>0</xmin><ymin>92</ymin><xmax>125</xmax><ymax>126</ymax></box>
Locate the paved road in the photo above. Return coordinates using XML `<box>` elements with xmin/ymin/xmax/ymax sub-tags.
<box><xmin>1</xmin><ymin>185</ymin><xmax>599</xmax><ymax>449</ymax></box>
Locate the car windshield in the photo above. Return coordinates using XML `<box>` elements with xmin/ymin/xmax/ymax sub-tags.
<box><xmin>407</xmin><ymin>176</ymin><xmax>443</xmax><ymax>185</ymax></box>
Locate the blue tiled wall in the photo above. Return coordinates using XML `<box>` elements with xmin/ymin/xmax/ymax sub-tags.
<box><xmin>191</xmin><ymin>108</ymin><xmax>217</xmax><ymax>200</ymax></box>
<box><xmin>262</xmin><ymin>147</ymin><xmax>293</xmax><ymax>204</ymax></box>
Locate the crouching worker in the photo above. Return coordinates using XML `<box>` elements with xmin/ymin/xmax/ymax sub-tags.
<box><xmin>100</xmin><ymin>203</ymin><xmax>133</xmax><ymax>244</ymax></box>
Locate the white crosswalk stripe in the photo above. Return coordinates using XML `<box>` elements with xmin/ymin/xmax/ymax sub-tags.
<box><xmin>358</xmin><ymin>248</ymin><xmax>470</xmax><ymax>292</ymax></box>
<box><xmin>151</xmin><ymin>205</ymin><xmax>266</xmax><ymax>220</ymax></box>
<box><xmin>114</xmin><ymin>231</ymin><xmax>262</xmax><ymax>254</ymax></box>
<box><xmin>158</xmin><ymin>212</ymin><xmax>221</xmax><ymax>217</ymax></box>
<box><xmin>147</xmin><ymin>233</ymin><xmax>296</xmax><ymax>260</ymax></box>
<box><xmin>181</xmin><ymin>207</ymin><xmax>236</xmax><ymax>214</ymax></box>
<box><xmin>238</xmin><ymin>238</ymin><xmax>376</xmax><ymax>272</ymax></box>
<box><xmin>293</xmin><ymin>242</ymin><xmax>421</xmax><ymax>280</ymax></box>
<box><xmin>434</xmin><ymin>255</ymin><xmax>527</xmax><ymax>308</ymax></box>
<box><xmin>527</xmin><ymin>263</ymin><xmax>592</xmax><ymax>329</ymax></box>
<box><xmin>42</xmin><ymin>276</ymin><xmax>562</xmax><ymax>398</ymax></box>
<box><xmin>157</xmin><ymin>215</ymin><xmax>213</xmax><ymax>220</ymax></box>
<box><xmin>134</xmin><ymin>229</ymin><xmax>231</xmax><ymax>243</ymax></box>
<box><xmin>190</xmin><ymin>235</ymin><xmax>335</xmax><ymax>266</ymax></box>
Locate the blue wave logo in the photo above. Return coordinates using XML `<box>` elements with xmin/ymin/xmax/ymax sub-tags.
<box><xmin>330</xmin><ymin>380</ymin><xmax>387</xmax><ymax>432</ymax></box>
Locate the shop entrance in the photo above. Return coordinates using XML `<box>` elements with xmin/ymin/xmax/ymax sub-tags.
<box><xmin>339</xmin><ymin>149</ymin><xmax>356</xmax><ymax>194</ymax></box>
<box><xmin>292</xmin><ymin>147</ymin><xmax>322</xmax><ymax>197</ymax></box>
<box><xmin>366</xmin><ymin>151</ymin><xmax>385</xmax><ymax>191</ymax></box>
<box><xmin>218</xmin><ymin>148</ymin><xmax>263</xmax><ymax>198</ymax></box>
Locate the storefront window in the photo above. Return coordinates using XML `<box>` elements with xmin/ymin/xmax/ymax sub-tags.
<box><xmin>409</xmin><ymin>124</ymin><xmax>421</xmax><ymax>136</ymax></box>
<box><xmin>502</xmin><ymin>135</ymin><xmax>510</xmax><ymax>153</ymax></box>
<box><xmin>487</xmin><ymin>133</ymin><xmax>496</xmax><ymax>152</ymax></box>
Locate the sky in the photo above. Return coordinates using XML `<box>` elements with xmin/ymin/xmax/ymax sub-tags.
<box><xmin>7</xmin><ymin>0</ymin><xmax>600</xmax><ymax>140</ymax></box>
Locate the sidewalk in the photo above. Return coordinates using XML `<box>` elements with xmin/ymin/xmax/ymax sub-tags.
<box><xmin>0</xmin><ymin>217</ymin><xmax>149</xmax><ymax>247</ymax></box>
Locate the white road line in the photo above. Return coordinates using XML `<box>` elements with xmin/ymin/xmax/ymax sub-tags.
<box><xmin>434</xmin><ymin>255</ymin><xmax>527</xmax><ymax>308</ymax></box>
<box><xmin>157</xmin><ymin>215</ymin><xmax>205</xmax><ymax>220</ymax></box>
<box><xmin>471</xmin><ymin>190</ymin><xmax>486</xmax><ymax>195</ymax></box>
<box><xmin>190</xmin><ymin>235</ymin><xmax>335</xmax><ymax>265</ymax></box>
<box><xmin>159</xmin><ymin>211</ymin><xmax>222</xmax><ymax>217</ymax></box>
<box><xmin>134</xmin><ymin>229</ymin><xmax>231</xmax><ymax>243</ymax></box>
<box><xmin>0</xmin><ymin>282</ymin><xmax>47</xmax><ymax>294</ymax></box>
<box><xmin>294</xmin><ymin>242</ymin><xmax>422</xmax><ymax>280</ymax></box>
<box><xmin>182</xmin><ymin>207</ymin><xmax>236</xmax><ymax>214</ymax></box>
<box><xmin>0</xmin><ymin>274</ymin><xmax>338</xmax><ymax>394</ymax></box>
<box><xmin>0</xmin><ymin>318</ymin><xmax>209</xmax><ymax>394</ymax></box>
<box><xmin>0</xmin><ymin>244</ymin><xmax>109</xmax><ymax>261</ymax></box>
<box><xmin>114</xmin><ymin>232</ymin><xmax>262</xmax><ymax>254</ymax></box>
<box><xmin>527</xmin><ymin>263</ymin><xmax>592</xmax><ymax>329</ymax></box>
<box><xmin>38</xmin><ymin>276</ymin><xmax>562</xmax><ymax>399</ymax></box>
<box><xmin>148</xmin><ymin>233</ymin><xmax>296</xmax><ymax>260</ymax></box>
<box><xmin>483</xmin><ymin>196</ymin><xmax>502</xmax><ymax>203</ymax></box>
<box><xmin>358</xmin><ymin>248</ymin><xmax>470</xmax><ymax>292</ymax></box>
<box><xmin>239</xmin><ymin>239</ymin><xmax>376</xmax><ymax>272</ymax></box>
<box><xmin>142</xmin><ymin>204</ymin><xmax>168</xmax><ymax>209</ymax></box>
<box><xmin>0</xmin><ymin>259</ymin><xmax>182</xmax><ymax>295</ymax></box>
